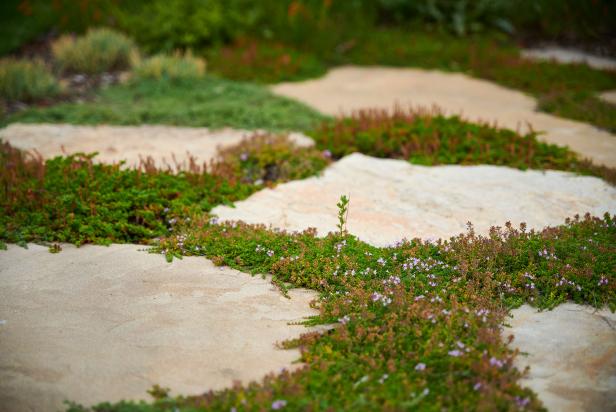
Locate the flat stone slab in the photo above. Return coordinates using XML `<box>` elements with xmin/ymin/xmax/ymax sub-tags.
<box><xmin>599</xmin><ymin>90</ymin><xmax>616</xmax><ymax>105</ymax></box>
<box><xmin>212</xmin><ymin>153</ymin><xmax>616</xmax><ymax>245</ymax></box>
<box><xmin>509</xmin><ymin>304</ymin><xmax>616</xmax><ymax>412</ymax></box>
<box><xmin>0</xmin><ymin>244</ymin><xmax>317</xmax><ymax>412</ymax></box>
<box><xmin>521</xmin><ymin>47</ymin><xmax>616</xmax><ymax>71</ymax></box>
<box><xmin>0</xmin><ymin>124</ymin><xmax>313</xmax><ymax>167</ymax></box>
<box><xmin>272</xmin><ymin>66</ymin><xmax>616</xmax><ymax>168</ymax></box>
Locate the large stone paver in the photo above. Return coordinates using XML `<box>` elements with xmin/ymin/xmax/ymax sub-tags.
<box><xmin>272</xmin><ymin>66</ymin><xmax>616</xmax><ymax>168</ymax></box>
<box><xmin>0</xmin><ymin>244</ymin><xmax>317</xmax><ymax>412</ymax></box>
<box><xmin>521</xmin><ymin>47</ymin><xmax>616</xmax><ymax>71</ymax></box>
<box><xmin>0</xmin><ymin>124</ymin><xmax>313</xmax><ymax>167</ymax></box>
<box><xmin>509</xmin><ymin>304</ymin><xmax>616</xmax><ymax>412</ymax></box>
<box><xmin>212</xmin><ymin>153</ymin><xmax>616</xmax><ymax>245</ymax></box>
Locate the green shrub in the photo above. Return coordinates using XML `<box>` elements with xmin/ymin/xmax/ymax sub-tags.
<box><xmin>51</xmin><ymin>27</ymin><xmax>136</xmax><ymax>74</ymax></box>
<box><xmin>0</xmin><ymin>58</ymin><xmax>60</xmax><ymax>102</ymax></box>
<box><xmin>114</xmin><ymin>0</ymin><xmax>253</xmax><ymax>52</ymax></box>
<box><xmin>131</xmin><ymin>51</ymin><xmax>206</xmax><ymax>81</ymax></box>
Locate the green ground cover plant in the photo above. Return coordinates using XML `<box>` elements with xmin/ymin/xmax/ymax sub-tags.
<box><xmin>51</xmin><ymin>28</ymin><xmax>136</xmax><ymax>74</ymax></box>
<box><xmin>64</xmin><ymin>204</ymin><xmax>615</xmax><ymax>411</ymax></box>
<box><xmin>1</xmin><ymin>77</ymin><xmax>325</xmax><ymax>131</ymax></box>
<box><xmin>309</xmin><ymin>107</ymin><xmax>616</xmax><ymax>184</ymax></box>
<box><xmin>206</xmin><ymin>39</ymin><xmax>327</xmax><ymax>83</ymax></box>
<box><xmin>0</xmin><ymin>58</ymin><xmax>61</xmax><ymax>102</ymax></box>
<box><xmin>0</xmin><ymin>136</ymin><xmax>329</xmax><ymax>247</ymax></box>
<box><xmin>131</xmin><ymin>52</ymin><xmax>206</xmax><ymax>81</ymax></box>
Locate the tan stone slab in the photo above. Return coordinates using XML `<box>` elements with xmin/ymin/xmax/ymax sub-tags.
<box><xmin>0</xmin><ymin>244</ymin><xmax>318</xmax><ymax>412</ymax></box>
<box><xmin>272</xmin><ymin>66</ymin><xmax>616</xmax><ymax>168</ymax></box>
<box><xmin>521</xmin><ymin>47</ymin><xmax>616</xmax><ymax>71</ymax></box>
<box><xmin>508</xmin><ymin>304</ymin><xmax>616</xmax><ymax>412</ymax></box>
<box><xmin>212</xmin><ymin>153</ymin><xmax>616</xmax><ymax>246</ymax></box>
<box><xmin>599</xmin><ymin>90</ymin><xmax>616</xmax><ymax>105</ymax></box>
<box><xmin>0</xmin><ymin>124</ymin><xmax>314</xmax><ymax>168</ymax></box>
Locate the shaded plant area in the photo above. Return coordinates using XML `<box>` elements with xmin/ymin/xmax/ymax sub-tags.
<box><xmin>66</xmin><ymin>210</ymin><xmax>615</xmax><ymax>411</ymax></box>
<box><xmin>0</xmin><ymin>136</ymin><xmax>329</xmax><ymax>246</ymax></box>
<box><xmin>309</xmin><ymin>107</ymin><xmax>616</xmax><ymax>184</ymax></box>
<box><xmin>206</xmin><ymin>38</ymin><xmax>327</xmax><ymax>84</ymax></box>
<box><xmin>2</xmin><ymin>77</ymin><xmax>326</xmax><ymax>131</ymax></box>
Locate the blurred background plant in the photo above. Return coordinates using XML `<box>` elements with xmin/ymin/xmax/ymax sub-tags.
<box><xmin>131</xmin><ymin>51</ymin><xmax>206</xmax><ymax>81</ymax></box>
<box><xmin>2</xmin><ymin>0</ymin><xmax>615</xmax><ymax>130</ymax></box>
<box><xmin>0</xmin><ymin>58</ymin><xmax>61</xmax><ymax>102</ymax></box>
<box><xmin>51</xmin><ymin>27</ymin><xmax>136</xmax><ymax>74</ymax></box>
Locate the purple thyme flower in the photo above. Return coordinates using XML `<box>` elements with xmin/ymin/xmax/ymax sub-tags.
<box><xmin>415</xmin><ymin>362</ymin><xmax>426</xmax><ymax>371</ymax></box>
<box><xmin>271</xmin><ymin>399</ymin><xmax>287</xmax><ymax>410</ymax></box>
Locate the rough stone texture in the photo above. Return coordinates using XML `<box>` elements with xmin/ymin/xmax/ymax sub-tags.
<box><xmin>508</xmin><ymin>304</ymin><xmax>616</xmax><ymax>412</ymax></box>
<box><xmin>599</xmin><ymin>90</ymin><xmax>616</xmax><ymax>105</ymax></box>
<box><xmin>0</xmin><ymin>244</ymin><xmax>318</xmax><ymax>412</ymax></box>
<box><xmin>521</xmin><ymin>47</ymin><xmax>616</xmax><ymax>71</ymax></box>
<box><xmin>272</xmin><ymin>66</ymin><xmax>616</xmax><ymax>168</ymax></box>
<box><xmin>212</xmin><ymin>153</ymin><xmax>616</xmax><ymax>245</ymax></box>
<box><xmin>0</xmin><ymin>124</ymin><xmax>314</xmax><ymax>168</ymax></box>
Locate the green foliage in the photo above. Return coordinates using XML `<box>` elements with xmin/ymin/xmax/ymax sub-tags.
<box><xmin>0</xmin><ymin>136</ymin><xmax>328</xmax><ymax>246</ymax></box>
<box><xmin>0</xmin><ymin>58</ymin><xmax>60</xmax><ymax>102</ymax></box>
<box><xmin>309</xmin><ymin>107</ymin><xmax>616</xmax><ymax>184</ymax></box>
<box><xmin>377</xmin><ymin>0</ymin><xmax>513</xmax><ymax>36</ymax></box>
<box><xmin>538</xmin><ymin>91</ymin><xmax>616</xmax><ymax>133</ymax></box>
<box><xmin>206</xmin><ymin>39</ymin><xmax>326</xmax><ymax>83</ymax></box>
<box><xmin>2</xmin><ymin>77</ymin><xmax>326</xmax><ymax>131</ymax></box>
<box><xmin>51</xmin><ymin>28</ymin><xmax>136</xmax><ymax>74</ymax></box>
<box><xmin>113</xmin><ymin>0</ymin><xmax>254</xmax><ymax>53</ymax></box>
<box><xmin>78</xmin><ymin>209</ymin><xmax>614</xmax><ymax>411</ymax></box>
<box><xmin>336</xmin><ymin>194</ymin><xmax>349</xmax><ymax>237</ymax></box>
<box><xmin>132</xmin><ymin>52</ymin><xmax>206</xmax><ymax>81</ymax></box>
<box><xmin>506</xmin><ymin>0</ymin><xmax>616</xmax><ymax>43</ymax></box>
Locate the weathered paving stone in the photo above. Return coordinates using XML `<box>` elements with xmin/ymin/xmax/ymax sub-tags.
<box><xmin>0</xmin><ymin>124</ymin><xmax>314</xmax><ymax>167</ymax></box>
<box><xmin>212</xmin><ymin>153</ymin><xmax>616</xmax><ymax>245</ymax></box>
<box><xmin>508</xmin><ymin>304</ymin><xmax>616</xmax><ymax>412</ymax></box>
<box><xmin>272</xmin><ymin>66</ymin><xmax>616</xmax><ymax>168</ymax></box>
<box><xmin>0</xmin><ymin>244</ymin><xmax>318</xmax><ymax>412</ymax></box>
<box><xmin>521</xmin><ymin>47</ymin><xmax>616</xmax><ymax>71</ymax></box>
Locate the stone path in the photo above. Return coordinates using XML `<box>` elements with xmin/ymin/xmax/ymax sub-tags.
<box><xmin>212</xmin><ymin>153</ymin><xmax>616</xmax><ymax>245</ymax></box>
<box><xmin>510</xmin><ymin>304</ymin><xmax>616</xmax><ymax>412</ymax></box>
<box><xmin>272</xmin><ymin>66</ymin><xmax>616</xmax><ymax>168</ymax></box>
<box><xmin>521</xmin><ymin>47</ymin><xmax>616</xmax><ymax>71</ymax></box>
<box><xmin>2</xmin><ymin>64</ymin><xmax>616</xmax><ymax>412</ymax></box>
<box><xmin>0</xmin><ymin>244</ymin><xmax>317</xmax><ymax>412</ymax></box>
<box><xmin>0</xmin><ymin>124</ymin><xmax>314</xmax><ymax>167</ymax></box>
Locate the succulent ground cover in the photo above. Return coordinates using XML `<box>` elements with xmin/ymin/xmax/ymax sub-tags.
<box><xmin>309</xmin><ymin>108</ymin><xmax>616</xmax><ymax>184</ymax></box>
<box><xmin>0</xmin><ymin>135</ymin><xmax>329</xmax><ymax>247</ymax></box>
<box><xmin>1</xmin><ymin>77</ymin><xmax>325</xmax><ymax>131</ymax></box>
<box><xmin>64</xmin><ymin>206</ymin><xmax>615</xmax><ymax>411</ymax></box>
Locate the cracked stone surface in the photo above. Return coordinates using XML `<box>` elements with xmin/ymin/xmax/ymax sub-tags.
<box><xmin>0</xmin><ymin>244</ymin><xmax>318</xmax><ymax>412</ymax></box>
<box><xmin>212</xmin><ymin>153</ymin><xmax>616</xmax><ymax>245</ymax></box>
<box><xmin>272</xmin><ymin>66</ymin><xmax>616</xmax><ymax>168</ymax></box>
<box><xmin>0</xmin><ymin>124</ymin><xmax>313</xmax><ymax>168</ymax></box>
<box><xmin>521</xmin><ymin>47</ymin><xmax>616</xmax><ymax>71</ymax></box>
<box><xmin>509</xmin><ymin>304</ymin><xmax>616</xmax><ymax>412</ymax></box>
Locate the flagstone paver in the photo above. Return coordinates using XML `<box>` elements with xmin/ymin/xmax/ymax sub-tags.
<box><xmin>0</xmin><ymin>124</ymin><xmax>314</xmax><ymax>167</ymax></box>
<box><xmin>212</xmin><ymin>153</ymin><xmax>616</xmax><ymax>245</ymax></box>
<box><xmin>272</xmin><ymin>66</ymin><xmax>616</xmax><ymax>168</ymax></box>
<box><xmin>0</xmin><ymin>244</ymin><xmax>318</xmax><ymax>412</ymax></box>
<box><xmin>509</xmin><ymin>304</ymin><xmax>616</xmax><ymax>412</ymax></box>
<box><xmin>521</xmin><ymin>47</ymin><xmax>616</xmax><ymax>71</ymax></box>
